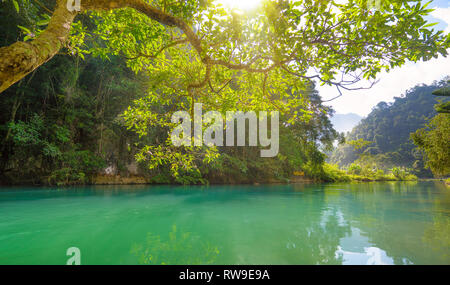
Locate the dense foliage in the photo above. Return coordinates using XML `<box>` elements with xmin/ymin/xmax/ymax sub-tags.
<box><xmin>123</xmin><ymin>82</ymin><xmax>339</xmax><ymax>184</ymax></box>
<box><xmin>329</xmin><ymin>80</ymin><xmax>449</xmax><ymax>177</ymax></box>
<box><xmin>411</xmin><ymin>80</ymin><xmax>450</xmax><ymax>177</ymax></box>
<box><xmin>0</xmin><ymin>1</ymin><xmax>150</xmax><ymax>184</ymax></box>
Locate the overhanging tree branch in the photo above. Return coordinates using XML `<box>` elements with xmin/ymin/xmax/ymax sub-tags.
<box><xmin>0</xmin><ymin>0</ymin><xmax>205</xmax><ymax>93</ymax></box>
<box><xmin>1</xmin><ymin>0</ymin><xmax>447</xmax><ymax>96</ymax></box>
<box><xmin>0</xmin><ymin>0</ymin><xmax>76</xmax><ymax>93</ymax></box>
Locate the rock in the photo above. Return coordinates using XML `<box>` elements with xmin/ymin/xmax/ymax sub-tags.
<box><xmin>92</xmin><ymin>174</ymin><xmax>148</xmax><ymax>185</ymax></box>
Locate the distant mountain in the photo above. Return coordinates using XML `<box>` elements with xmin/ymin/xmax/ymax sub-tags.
<box><xmin>330</xmin><ymin>113</ymin><xmax>362</xmax><ymax>133</ymax></box>
<box><xmin>328</xmin><ymin>80</ymin><xmax>450</xmax><ymax>177</ymax></box>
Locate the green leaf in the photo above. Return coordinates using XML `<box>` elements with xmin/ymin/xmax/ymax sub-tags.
<box><xmin>12</xmin><ymin>0</ymin><xmax>19</xmax><ymax>13</ymax></box>
<box><xmin>36</xmin><ymin>19</ymin><xmax>50</xmax><ymax>26</ymax></box>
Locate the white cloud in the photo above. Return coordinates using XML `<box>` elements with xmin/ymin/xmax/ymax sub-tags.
<box><xmin>431</xmin><ymin>7</ymin><xmax>450</xmax><ymax>34</ymax></box>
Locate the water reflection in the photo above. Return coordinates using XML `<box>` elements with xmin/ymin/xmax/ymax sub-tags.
<box><xmin>422</xmin><ymin>183</ymin><xmax>450</xmax><ymax>263</ymax></box>
<box><xmin>325</xmin><ymin>182</ymin><xmax>450</xmax><ymax>264</ymax></box>
<box><xmin>335</xmin><ymin>227</ymin><xmax>400</xmax><ymax>265</ymax></box>
<box><xmin>423</xmin><ymin>214</ymin><xmax>450</xmax><ymax>262</ymax></box>
<box><xmin>131</xmin><ymin>225</ymin><xmax>220</xmax><ymax>265</ymax></box>
<box><xmin>127</xmin><ymin>182</ymin><xmax>450</xmax><ymax>265</ymax></box>
<box><xmin>314</xmin><ymin>199</ymin><xmax>399</xmax><ymax>265</ymax></box>
<box><xmin>336</xmin><ymin>246</ymin><xmax>394</xmax><ymax>265</ymax></box>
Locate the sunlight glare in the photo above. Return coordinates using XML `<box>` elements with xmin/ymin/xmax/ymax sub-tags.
<box><xmin>216</xmin><ymin>0</ymin><xmax>263</xmax><ymax>12</ymax></box>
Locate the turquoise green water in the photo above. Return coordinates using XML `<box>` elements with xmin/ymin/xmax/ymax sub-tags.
<box><xmin>0</xmin><ymin>181</ymin><xmax>449</xmax><ymax>265</ymax></box>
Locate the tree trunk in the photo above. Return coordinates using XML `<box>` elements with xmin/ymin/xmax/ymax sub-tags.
<box><xmin>0</xmin><ymin>0</ymin><xmax>76</xmax><ymax>93</ymax></box>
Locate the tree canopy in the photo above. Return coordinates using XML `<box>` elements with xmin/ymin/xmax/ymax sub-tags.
<box><xmin>1</xmin><ymin>0</ymin><xmax>449</xmax><ymax>99</ymax></box>
<box><xmin>411</xmin><ymin>113</ymin><xmax>450</xmax><ymax>177</ymax></box>
<box><xmin>432</xmin><ymin>80</ymin><xmax>450</xmax><ymax>113</ymax></box>
<box><xmin>411</xmin><ymin>80</ymin><xmax>450</xmax><ymax>177</ymax></box>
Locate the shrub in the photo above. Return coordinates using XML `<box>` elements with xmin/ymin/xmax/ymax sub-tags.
<box><xmin>348</xmin><ymin>163</ymin><xmax>362</xmax><ymax>175</ymax></box>
<box><xmin>320</xmin><ymin>163</ymin><xmax>351</xmax><ymax>182</ymax></box>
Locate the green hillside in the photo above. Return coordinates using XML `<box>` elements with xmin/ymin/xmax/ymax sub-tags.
<box><xmin>328</xmin><ymin>79</ymin><xmax>449</xmax><ymax>177</ymax></box>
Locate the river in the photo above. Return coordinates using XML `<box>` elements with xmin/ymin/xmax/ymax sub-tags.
<box><xmin>0</xmin><ymin>181</ymin><xmax>448</xmax><ymax>264</ymax></box>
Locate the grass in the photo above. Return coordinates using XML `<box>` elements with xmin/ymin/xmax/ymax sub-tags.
<box><xmin>320</xmin><ymin>163</ymin><xmax>418</xmax><ymax>183</ymax></box>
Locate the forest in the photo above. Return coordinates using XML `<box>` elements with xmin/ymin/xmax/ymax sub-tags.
<box><xmin>0</xmin><ymin>0</ymin><xmax>449</xmax><ymax>185</ymax></box>
<box><xmin>329</xmin><ymin>79</ymin><xmax>450</xmax><ymax>180</ymax></box>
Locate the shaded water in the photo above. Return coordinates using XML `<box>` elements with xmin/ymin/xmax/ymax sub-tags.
<box><xmin>0</xmin><ymin>181</ymin><xmax>449</xmax><ymax>265</ymax></box>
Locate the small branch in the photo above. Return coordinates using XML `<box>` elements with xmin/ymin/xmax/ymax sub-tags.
<box><xmin>124</xmin><ymin>38</ymin><xmax>188</xmax><ymax>60</ymax></box>
<box><xmin>32</xmin><ymin>0</ymin><xmax>53</xmax><ymax>14</ymax></box>
<box><xmin>208</xmin><ymin>78</ymin><xmax>232</xmax><ymax>94</ymax></box>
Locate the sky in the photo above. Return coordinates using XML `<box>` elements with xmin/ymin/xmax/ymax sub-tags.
<box><xmin>319</xmin><ymin>0</ymin><xmax>450</xmax><ymax>117</ymax></box>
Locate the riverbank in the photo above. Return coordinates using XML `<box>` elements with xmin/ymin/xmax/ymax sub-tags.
<box><xmin>0</xmin><ymin>174</ymin><xmax>429</xmax><ymax>187</ymax></box>
<box><xmin>2</xmin><ymin>163</ymin><xmax>444</xmax><ymax>187</ymax></box>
